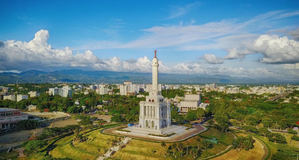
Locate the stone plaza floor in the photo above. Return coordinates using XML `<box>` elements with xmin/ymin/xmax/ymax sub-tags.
<box><xmin>103</xmin><ymin>124</ymin><xmax>207</xmax><ymax>142</ymax></box>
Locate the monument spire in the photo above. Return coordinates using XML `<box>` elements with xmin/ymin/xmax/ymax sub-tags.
<box><xmin>152</xmin><ymin>50</ymin><xmax>159</xmax><ymax>95</ymax></box>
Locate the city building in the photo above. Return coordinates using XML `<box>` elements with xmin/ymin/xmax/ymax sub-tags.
<box><xmin>49</xmin><ymin>87</ymin><xmax>59</xmax><ymax>96</ymax></box>
<box><xmin>48</xmin><ymin>86</ymin><xmax>72</xmax><ymax>97</ymax></box>
<box><xmin>16</xmin><ymin>94</ymin><xmax>28</xmax><ymax>102</ymax></box>
<box><xmin>60</xmin><ymin>86</ymin><xmax>72</xmax><ymax>97</ymax></box>
<box><xmin>0</xmin><ymin>108</ymin><xmax>28</xmax><ymax>130</ymax></box>
<box><xmin>27</xmin><ymin>105</ymin><xmax>37</xmax><ymax>111</ymax></box>
<box><xmin>119</xmin><ymin>81</ymin><xmax>141</xmax><ymax>96</ymax></box>
<box><xmin>96</xmin><ymin>84</ymin><xmax>108</xmax><ymax>95</ymax></box>
<box><xmin>28</xmin><ymin>91</ymin><xmax>40</xmax><ymax>97</ymax></box>
<box><xmin>3</xmin><ymin>95</ymin><xmax>16</xmax><ymax>101</ymax></box>
<box><xmin>145</xmin><ymin>84</ymin><xmax>162</xmax><ymax>92</ymax></box>
<box><xmin>178</xmin><ymin>94</ymin><xmax>202</xmax><ymax>113</ymax></box>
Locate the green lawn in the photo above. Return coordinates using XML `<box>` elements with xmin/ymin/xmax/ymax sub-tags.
<box><xmin>111</xmin><ymin>139</ymin><xmax>170</xmax><ymax>160</ymax></box>
<box><xmin>256</xmin><ymin>133</ymin><xmax>299</xmax><ymax>160</ymax></box>
<box><xmin>112</xmin><ymin>127</ymin><xmax>234</xmax><ymax>160</ymax></box>
<box><xmin>50</xmin><ymin>129</ymin><xmax>115</xmax><ymax>160</ymax></box>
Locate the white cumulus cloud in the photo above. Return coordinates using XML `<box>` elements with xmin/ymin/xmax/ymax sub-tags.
<box><xmin>224</xmin><ymin>34</ymin><xmax>299</xmax><ymax>64</ymax></box>
<box><xmin>254</xmin><ymin>35</ymin><xmax>299</xmax><ymax>64</ymax></box>
<box><xmin>0</xmin><ymin>30</ymin><xmax>158</xmax><ymax>73</ymax></box>
<box><xmin>203</xmin><ymin>54</ymin><xmax>224</xmax><ymax>64</ymax></box>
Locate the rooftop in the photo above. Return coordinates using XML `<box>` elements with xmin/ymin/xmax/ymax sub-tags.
<box><xmin>0</xmin><ymin>108</ymin><xmax>19</xmax><ymax>112</ymax></box>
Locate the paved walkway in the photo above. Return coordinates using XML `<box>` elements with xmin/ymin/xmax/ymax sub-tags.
<box><xmin>96</xmin><ymin>137</ymin><xmax>131</xmax><ymax>160</ymax></box>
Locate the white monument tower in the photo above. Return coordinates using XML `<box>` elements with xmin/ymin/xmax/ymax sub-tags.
<box><xmin>116</xmin><ymin>51</ymin><xmax>197</xmax><ymax>139</ymax></box>
<box><xmin>137</xmin><ymin>50</ymin><xmax>171</xmax><ymax>134</ymax></box>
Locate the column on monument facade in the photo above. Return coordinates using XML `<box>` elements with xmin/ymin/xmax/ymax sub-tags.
<box><xmin>151</xmin><ymin>106</ymin><xmax>153</xmax><ymax>118</ymax></box>
<box><xmin>153</xmin><ymin>107</ymin><xmax>156</xmax><ymax>118</ymax></box>
<box><xmin>145</xmin><ymin>106</ymin><xmax>147</xmax><ymax>117</ymax></box>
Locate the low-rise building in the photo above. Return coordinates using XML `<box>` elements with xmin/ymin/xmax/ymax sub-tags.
<box><xmin>0</xmin><ymin>108</ymin><xmax>28</xmax><ymax>130</ymax></box>
<box><xmin>28</xmin><ymin>91</ymin><xmax>40</xmax><ymax>97</ymax></box>
<box><xmin>178</xmin><ymin>94</ymin><xmax>202</xmax><ymax>113</ymax></box>
<box><xmin>17</xmin><ymin>94</ymin><xmax>28</xmax><ymax>102</ymax></box>
<box><xmin>27</xmin><ymin>105</ymin><xmax>37</xmax><ymax>112</ymax></box>
<box><xmin>3</xmin><ymin>95</ymin><xmax>16</xmax><ymax>101</ymax></box>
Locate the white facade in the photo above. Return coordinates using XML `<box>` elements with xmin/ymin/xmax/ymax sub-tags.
<box><xmin>49</xmin><ymin>87</ymin><xmax>59</xmax><ymax>96</ymax></box>
<box><xmin>178</xmin><ymin>94</ymin><xmax>202</xmax><ymax>113</ymax></box>
<box><xmin>60</xmin><ymin>86</ymin><xmax>72</xmax><ymax>97</ymax></box>
<box><xmin>119</xmin><ymin>81</ymin><xmax>142</xmax><ymax>96</ymax></box>
<box><xmin>145</xmin><ymin>84</ymin><xmax>162</xmax><ymax>93</ymax></box>
<box><xmin>16</xmin><ymin>94</ymin><xmax>28</xmax><ymax>102</ymax></box>
<box><xmin>28</xmin><ymin>91</ymin><xmax>40</xmax><ymax>97</ymax></box>
<box><xmin>3</xmin><ymin>95</ymin><xmax>15</xmax><ymax>101</ymax></box>
<box><xmin>96</xmin><ymin>84</ymin><xmax>108</xmax><ymax>95</ymax></box>
<box><xmin>137</xmin><ymin>51</ymin><xmax>171</xmax><ymax>134</ymax></box>
<box><xmin>49</xmin><ymin>86</ymin><xmax>72</xmax><ymax>97</ymax></box>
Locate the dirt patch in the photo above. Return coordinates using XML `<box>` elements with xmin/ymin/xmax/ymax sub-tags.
<box><xmin>50</xmin><ymin>118</ymin><xmax>78</xmax><ymax>128</ymax></box>
<box><xmin>90</xmin><ymin>114</ymin><xmax>112</xmax><ymax>122</ymax></box>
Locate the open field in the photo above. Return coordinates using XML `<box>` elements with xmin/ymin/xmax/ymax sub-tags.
<box><xmin>50</xmin><ymin>118</ymin><xmax>78</xmax><ymax>128</ymax></box>
<box><xmin>111</xmin><ymin>139</ymin><xmax>169</xmax><ymax>160</ymax></box>
<box><xmin>26</xmin><ymin>111</ymin><xmax>70</xmax><ymax>120</ymax></box>
<box><xmin>50</xmin><ymin>129</ymin><xmax>115</xmax><ymax>160</ymax></box>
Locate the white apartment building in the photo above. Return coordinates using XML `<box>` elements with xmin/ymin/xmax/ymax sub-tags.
<box><xmin>96</xmin><ymin>84</ymin><xmax>108</xmax><ymax>95</ymax></box>
<box><xmin>49</xmin><ymin>86</ymin><xmax>72</xmax><ymax>97</ymax></box>
<box><xmin>119</xmin><ymin>81</ymin><xmax>142</xmax><ymax>96</ymax></box>
<box><xmin>60</xmin><ymin>86</ymin><xmax>72</xmax><ymax>97</ymax></box>
<box><xmin>49</xmin><ymin>87</ymin><xmax>59</xmax><ymax>96</ymax></box>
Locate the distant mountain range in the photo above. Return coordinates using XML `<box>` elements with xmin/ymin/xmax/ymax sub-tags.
<box><xmin>0</xmin><ymin>69</ymin><xmax>297</xmax><ymax>84</ymax></box>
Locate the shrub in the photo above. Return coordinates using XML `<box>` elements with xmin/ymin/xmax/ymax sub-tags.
<box><xmin>24</xmin><ymin>140</ymin><xmax>47</xmax><ymax>152</ymax></box>
<box><xmin>268</xmin><ymin>133</ymin><xmax>287</xmax><ymax>144</ymax></box>
<box><xmin>291</xmin><ymin>135</ymin><xmax>299</xmax><ymax>141</ymax></box>
<box><xmin>287</xmin><ymin>129</ymin><xmax>297</xmax><ymax>135</ymax></box>
<box><xmin>242</xmin><ymin>125</ymin><xmax>258</xmax><ymax>134</ymax></box>
<box><xmin>232</xmin><ymin>136</ymin><xmax>255</xmax><ymax>151</ymax></box>
<box><xmin>17</xmin><ymin>120</ymin><xmax>40</xmax><ymax>130</ymax></box>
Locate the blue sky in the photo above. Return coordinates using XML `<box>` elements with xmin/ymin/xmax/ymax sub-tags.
<box><xmin>0</xmin><ymin>0</ymin><xmax>299</xmax><ymax>81</ymax></box>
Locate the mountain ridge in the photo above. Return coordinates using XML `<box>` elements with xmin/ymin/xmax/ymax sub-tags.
<box><xmin>0</xmin><ymin>69</ymin><xmax>297</xmax><ymax>84</ymax></box>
